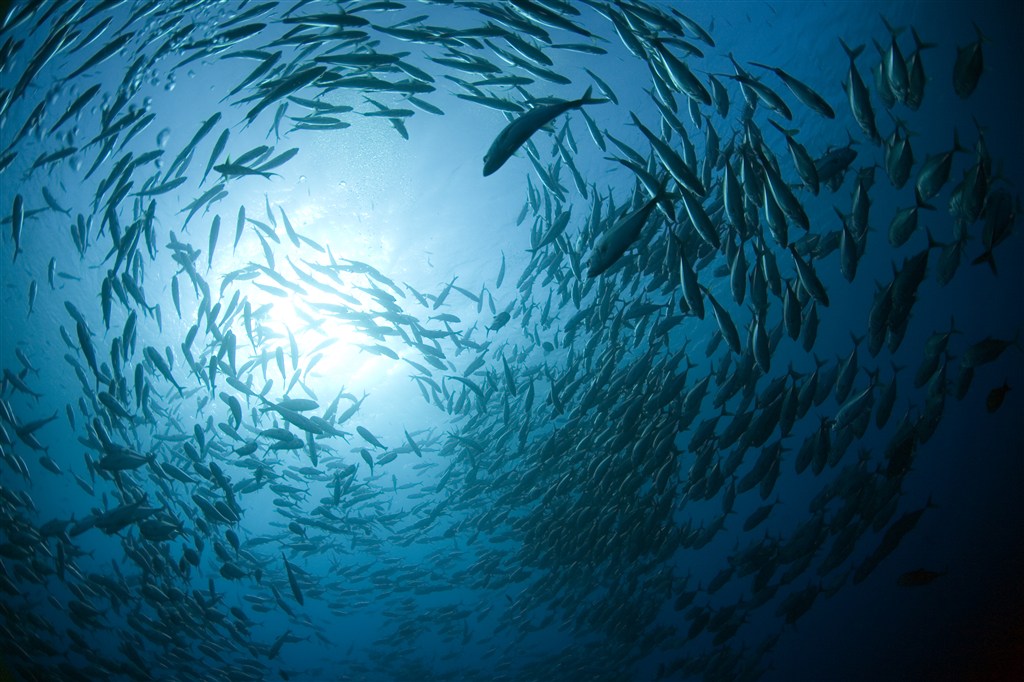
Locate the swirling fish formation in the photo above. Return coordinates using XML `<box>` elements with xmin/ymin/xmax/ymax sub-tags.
<box><xmin>0</xmin><ymin>1</ymin><xmax>1019</xmax><ymax>681</ymax></box>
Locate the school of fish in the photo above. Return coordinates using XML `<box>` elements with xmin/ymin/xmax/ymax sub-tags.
<box><xmin>0</xmin><ymin>1</ymin><xmax>1020</xmax><ymax>681</ymax></box>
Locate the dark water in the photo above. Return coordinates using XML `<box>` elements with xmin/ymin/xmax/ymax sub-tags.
<box><xmin>1</xmin><ymin>1</ymin><xmax>1022</xmax><ymax>680</ymax></box>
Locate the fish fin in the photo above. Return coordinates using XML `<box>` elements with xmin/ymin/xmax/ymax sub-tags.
<box><xmin>579</xmin><ymin>85</ymin><xmax>608</xmax><ymax>105</ymax></box>
<box><xmin>768</xmin><ymin>119</ymin><xmax>798</xmax><ymax>137</ymax></box>
<box><xmin>973</xmin><ymin>21</ymin><xmax>987</xmax><ymax>43</ymax></box>
<box><xmin>879</xmin><ymin>15</ymin><xmax>902</xmax><ymax>38</ymax></box>
<box><xmin>838</xmin><ymin>38</ymin><xmax>864</xmax><ymax>62</ymax></box>
<box><xmin>911</xmin><ymin>27</ymin><xmax>937</xmax><ymax>51</ymax></box>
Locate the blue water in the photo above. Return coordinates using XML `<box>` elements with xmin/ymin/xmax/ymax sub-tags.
<box><xmin>1</xmin><ymin>1</ymin><xmax>1022</xmax><ymax>680</ymax></box>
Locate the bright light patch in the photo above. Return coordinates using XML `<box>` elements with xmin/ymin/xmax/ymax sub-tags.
<box><xmin>236</xmin><ymin>282</ymin><xmax>391</xmax><ymax>398</ymax></box>
<box><xmin>209</xmin><ymin>194</ymin><xmax>411</xmax><ymax>400</ymax></box>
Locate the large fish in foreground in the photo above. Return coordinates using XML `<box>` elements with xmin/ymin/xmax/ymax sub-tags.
<box><xmin>483</xmin><ymin>86</ymin><xmax>607</xmax><ymax>176</ymax></box>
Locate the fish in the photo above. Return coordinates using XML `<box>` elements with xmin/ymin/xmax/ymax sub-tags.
<box><xmin>789</xmin><ymin>246</ymin><xmax>830</xmax><ymax>307</ymax></box>
<box><xmin>357</xmin><ymin>425</ymin><xmax>386</xmax><ymax>450</ymax></box>
<box><xmin>839</xmin><ymin>38</ymin><xmax>881</xmax><ymax>144</ymax></box>
<box><xmin>717</xmin><ymin>68</ymin><xmax>792</xmax><ymax>120</ymax></box>
<box><xmin>488</xmin><ymin>311</ymin><xmax>511</xmax><ymax>332</ymax></box>
<box><xmin>10</xmin><ymin>194</ymin><xmax>24</xmax><ymax>261</ymax></box>
<box><xmin>879</xmin><ymin>17</ymin><xmax>909</xmax><ymax>104</ymax></box>
<box><xmin>483</xmin><ymin>86</ymin><xmax>607</xmax><ymax>176</ymax></box>
<box><xmin>651</xmin><ymin>38</ymin><xmax>712</xmax><ymax>106</ymax></box>
<box><xmin>144</xmin><ymin>345</ymin><xmax>184</xmax><ymax>394</ymax></box>
<box><xmin>63</xmin><ymin>32</ymin><xmax>136</xmax><ymax>82</ymax></box>
<box><xmin>588</xmin><ymin>183</ymin><xmax>666</xmax><ymax>277</ymax></box>
<box><xmin>702</xmin><ymin>286</ymin><xmax>742</xmax><ymax>355</ymax></box>
<box><xmin>48</xmin><ymin>84</ymin><xmax>102</xmax><ymax>134</ymax></box>
<box><xmin>769</xmin><ymin>120</ymin><xmax>820</xmax><ymax>195</ymax></box>
<box><xmin>888</xmin><ymin>191</ymin><xmax>934</xmax><ymax>247</ymax></box>
<box><xmin>953</xmin><ymin>23</ymin><xmax>986</xmax><ymax>98</ymax></box>
<box><xmin>749</xmin><ymin>61</ymin><xmax>835</xmax><ymax>118</ymax></box>
<box><xmin>883</xmin><ymin>118</ymin><xmax>914</xmax><ymax>189</ymax></box>
<box><xmin>972</xmin><ymin>188</ymin><xmax>1018</xmax><ymax>273</ymax></box>
<box><xmin>630</xmin><ymin>113</ymin><xmax>705</xmax><ymax>197</ymax></box>
<box><xmin>282</xmin><ymin>554</ymin><xmax>304</xmax><ymax>605</ymax></box>
<box><xmin>674</xmin><ymin>236</ymin><xmax>705</xmax><ymax>320</ymax></box>
<box><xmin>961</xmin><ymin>335</ymin><xmax>1020</xmax><ymax>370</ymax></box>
<box><xmin>0</xmin><ymin>3</ymin><xmax>1019</xmax><ymax>681</ymax></box>
<box><xmin>201</xmin><ymin>128</ymin><xmax>230</xmax><ymax>185</ymax></box>
<box><xmin>915</xmin><ymin>130</ymin><xmax>966</xmax><ymax>201</ymax></box>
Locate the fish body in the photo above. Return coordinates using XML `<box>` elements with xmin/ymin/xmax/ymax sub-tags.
<box><xmin>749</xmin><ymin>61</ymin><xmax>835</xmax><ymax>118</ymax></box>
<box><xmin>916</xmin><ymin>131</ymin><xmax>966</xmax><ymax>201</ymax></box>
<box><xmin>483</xmin><ymin>87</ymin><xmax>607</xmax><ymax>176</ymax></box>
<box><xmin>953</xmin><ymin>23</ymin><xmax>985</xmax><ymax>98</ymax></box>
<box><xmin>11</xmin><ymin>194</ymin><xmax>24</xmax><ymax>261</ymax></box>
<box><xmin>588</xmin><ymin>188</ymin><xmax>664</xmax><ymax>278</ymax></box>
<box><xmin>839</xmin><ymin>39</ymin><xmax>880</xmax><ymax>143</ymax></box>
<box><xmin>789</xmin><ymin>246</ymin><xmax>830</xmax><ymax>307</ymax></box>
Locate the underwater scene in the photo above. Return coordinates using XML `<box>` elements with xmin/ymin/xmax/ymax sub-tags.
<box><xmin>0</xmin><ymin>0</ymin><xmax>1022</xmax><ymax>680</ymax></box>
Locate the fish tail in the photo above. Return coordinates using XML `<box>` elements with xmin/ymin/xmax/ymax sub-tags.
<box><xmin>838</xmin><ymin>38</ymin><xmax>864</xmax><ymax>62</ymax></box>
<box><xmin>579</xmin><ymin>85</ymin><xmax>608</xmax><ymax>105</ymax></box>
<box><xmin>879</xmin><ymin>15</ymin><xmax>901</xmax><ymax>38</ymax></box>
<box><xmin>948</xmin><ymin>315</ymin><xmax>961</xmax><ymax>337</ymax></box>
<box><xmin>970</xmin><ymin>248</ymin><xmax>997</xmax><ymax>274</ymax></box>
<box><xmin>768</xmin><ymin>118</ymin><xmax>795</xmax><ymax>137</ymax></box>
<box><xmin>973</xmin><ymin>21</ymin><xmax>987</xmax><ymax>43</ymax></box>
<box><xmin>911</xmin><ymin>27</ymin><xmax>937</xmax><ymax>52</ymax></box>
<box><xmin>952</xmin><ymin>127</ymin><xmax>967</xmax><ymax>154</ymax></box>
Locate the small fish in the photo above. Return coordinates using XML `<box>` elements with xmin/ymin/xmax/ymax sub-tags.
<box><xmin>201</xmin><ymin>129</ymin><xmax>230</xmax><ymax>185</ymax></box>
<box><xmin>953</xmin><ymin>23</ymin><xmax>986</xmax><ymax>98</ymax></box>
<box><xmin>789</xmin><ymin>246</ymin><xmax>830</xmax><ymax>307</ymax></box>
<box><xmin>214</xmin><ymin>159</ymin><xmax>277</xmax><ymax>179</ymax></box>
<box><xmin>11</xmin><ymin>194</ymin><xmax>24</xmax><ymax>261</ymax></box>
<box><xmin>916</xmin><ymin>130</ymin><xmax>966</xmax><ymax>201</ymax></box>
<box><xmin>282</xmin><ymin>554</ymin><xmax>304</xmax><ymax>605</ymax></box>
<box><xmin>49</xmin><ymin>84</ymin><xmax>102</xmax><ymax>134</ymax></box>
<box><xmin>27</xmin><ymin>280</ymin><xmax>37</xmax><ymax>315</ymax></box>
<box><xmin>357</xmin><ymin>425</ymin><xmax>385</xmax><ymax>450</ymax></box>
<box><xmin>488</xmin><ymin>311</ymin><xmax>511</xmax><ymax>332</ymax></box>
<box><xmin>749</xmin><ymin>61</ymin><xmax>835</xmax><ymax>118</ymax></box>
<box><xmin>360</xmin><ymin>448</ymin><xmax>375</xmax><ymax>475</ymax></box>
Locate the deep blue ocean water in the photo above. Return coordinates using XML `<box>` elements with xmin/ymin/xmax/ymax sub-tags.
<box><xmin>0</xmin><ymin>1</ymin><xmax>1021</xmax><ymax>680</ymax></box>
